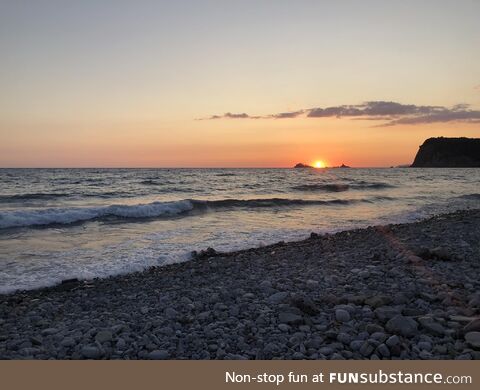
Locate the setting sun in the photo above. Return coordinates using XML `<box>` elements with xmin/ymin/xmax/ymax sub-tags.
<box><xmin>313</xmin><ymin>160</ymin><xmax>326</xmax><ymax>168</ymax></box>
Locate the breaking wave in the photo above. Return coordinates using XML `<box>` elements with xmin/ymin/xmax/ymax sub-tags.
<box><xmin>0</xmin><ymin>197</ymin><xmax>385</xmax><ymax>229</ymax></box>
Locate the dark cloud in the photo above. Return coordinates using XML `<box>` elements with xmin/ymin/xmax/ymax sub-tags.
<box><xmin>205</xmin><ymin>112</ymin><xmax>252</xmax><ymax>120</ymax></box>
<box><xmin>383</xmin><ymin>109</ymin><xmax>480</xmax><ymax>126</ymax></box>
<box><xmin>202</xmin><ymin>101</ymin><xmax>480</xmax><ymax>126</ymax></box>
<box><xmin>307</xmin><ymin>101</ymin><xmax>444</xmax><ymax>118</ymax></box>
<box><xmin>270</xmin><ymin>110</ymin><xmax>305</xmax><ymax>119</ymax></box>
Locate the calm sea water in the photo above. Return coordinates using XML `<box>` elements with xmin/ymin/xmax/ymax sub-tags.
<box><xmin>1</xmin><ymin>168</ymin><xmax>479</xmax><ymax>293</ymax></box>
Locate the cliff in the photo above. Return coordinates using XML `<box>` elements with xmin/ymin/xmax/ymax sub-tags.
<box><xmin>411</xmin><ymin>137</ymin><xmax>480</xmax><ymax>167</ymax></box>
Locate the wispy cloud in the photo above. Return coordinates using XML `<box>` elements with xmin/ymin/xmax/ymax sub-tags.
<box><xmin>199</xmin><ymin>112</ymin><xmax>261</xmax><ymax>120</ymax></box>
<box><xmin>270</xmin><ymin>110</ymin><xmax>305</xmax><ymax>119</ymax></box>
<box><xmin>201</xmin><ymin>101</ymin><xmax>480</xmax><ymax>126</ymax></box>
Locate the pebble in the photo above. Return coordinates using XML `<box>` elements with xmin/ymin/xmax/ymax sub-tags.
<box><xmin>377</xmin><ymin>343</ymin><xmax>390</xmax><ymax>358</ymax></box>
<box><xmin>464</xmin><ymin>319</ymin><xmax>480</xmax><ymax>333</ymax></box>
<box><xmin>278</xmin><ymin>312</ymin><xmax>303</xmax><ymax>325</ymax></box>
<box><xmin>464</xmin><ymin>332</ymin><xmax>480</xmax><ymax>350</ymax></box>
<box><xmin>148</xmin><ymin>350</ymin><xmax>169</xmax><ymax>359</ymax></box>
<box><xmin>268</xmin><ymin>292</ymin><xmax>289</xmax><ymax>304</ymax></box>
<box><xmin>95</xmin><ymin>331</ymin><xmax>113</xmax><ymax>343</ymax></box>
<box><xmin>60</xmin><ymin>337</ymin><xmax>76</xmax><ymax>348</ymax></box>
<box><xmin>335</xmin><ymin>309</ymin><xmax>351</xmax><ymax>323</ymax></box>
<box><xmin>41</xmin><ymin>328</ymin><xmax>59</xmax><ymax>336</ymax></box>
<box><xmin>386</xmin><ymin>335</ymin><xmax>400</xmax><ymax>347</ymax></box>
<box><xmin>81</xmin><ymin>346</ymin><xmax>102</xmax><ymax>359</ymax></box>
<box><xmin>418</xmin><ymin>317</ymin><xmax>446</xmax><ymax>336</ymax></box>
<box><xmin>386</xmin><ymin>315</ymin><xmax>418</xmax><ymax>337</ymax></box>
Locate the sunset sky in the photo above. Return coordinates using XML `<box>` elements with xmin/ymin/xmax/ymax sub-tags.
<box><xmin>1</xmin><ymin>0</ymin><xmax>479</xmax><ymax>168</ymax></box>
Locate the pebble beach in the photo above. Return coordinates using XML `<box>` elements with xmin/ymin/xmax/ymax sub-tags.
<box><xmin>1</xmin><ymin>209</ymin><xmax>480</xmax><ymax>360</ymax></box>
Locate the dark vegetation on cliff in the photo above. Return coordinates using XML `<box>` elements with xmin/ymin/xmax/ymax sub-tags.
<box><xmin>411</xmin><ymin>137</ymin><xmax>480</xmax><ymax>167</ymax></box>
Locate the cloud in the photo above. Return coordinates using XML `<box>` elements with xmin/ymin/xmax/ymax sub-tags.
<box><xmin>203</xmin><ymin>112</ymin><xmax>253</xmax><ymax>120</ymax></box>
<box><xmin>307</xmin><ymin>101</ymin><xmax>445</xmax><ymax>118</ymax></box>
<box><xmin>202</xmin><ymin>101</ymin><xmax>480</xmax><ymax>126</ymax></box>
<box><xmin>270</xmin><ymin>110</ymin><xmax>305</xmax><ymax>119</ymax></box>
<box><xmin>383</xmin><ymin>108</ymin><xmax>480</xmax><ymax>126</ymax></box>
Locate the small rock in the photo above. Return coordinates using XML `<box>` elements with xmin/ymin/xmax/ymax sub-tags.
<box><xmin>365</xmin><ymin>295</ymin><xmax>392</xmax><ymax>308</ymax></box>
<box><xmin>290</xmin><ymin>293</ymin><xmax>318</xmax><ymax>315</ymax></box>
<box><xmin>370</xmin><ymin>332</ymin><xmax>387</xmax><ymax>342</ymax></box>
<box><xmin>60</xmin><ymin>337</ymin><xmax>76</xmax><ymax>348</ymax></box>
<box><xmin>366</xmin><ymin>323</ymin><xmax>384</xmax><ymax>334</ymax></box>
<box><xmin>349</xmin><ymin>340</ymin><xmax>363</xmax><ymax>351</ymax></box>
<box><xmin>465</xmin><ymin>332</ymin><xmax>480</xmax><ymax>350</ymax></box>
<box><xmin>319</xmin><ymin>347</ymin><xmax>334</xmax><ymax>356</ymax></box>
<box><xmin>337</xmin><ymin>333</ymin><xmax>352</xmax><ymax>345</ymax></box>
<box><xmin>278</xmin><ymin>324</ymin><xmax>290</xmax><ymax>332</ymax></box>
<box><xmin>386</xmin><ymin>335</ymin><xmax>400</xmax><ymax>347</ymax></box>
<box><xmin>95</xmin><ymin>330</ymin><xmax>113</xmax><ymax>343</ymax></box>
<box><xmin>464</xmin><ymin>318</ymin><xmax>480</xmax><ymax>333</ymax></box>
<box><xmin>418</xmin><ymin>317</ymin><xmax>446</xmax><ymax>336</ymax></box>
<box><xmin>417</xmin><ymin>341</ymin><xmax>432</xmax><ymax>351</ymax></box>
<box><xmin>268</xmin><ymin>292</ymin><xmax>289</xmax><ymax>304</ymax></box>
<box><xmin>359</xmin><ymin>341</ymin><xmax>375</xmax><ymax>357</ymax></box>
<box><xmin>41</xmin><ymin>328</ymin><xmax>59</xmax><ymax>336</ymax></box>
<box><xmin>164</xmin><ymin>308</ymin><xmax>178</xmax><ymax>319</ymax></box>
<box><xmin>335</xmin><ymin>309</ymin><xmax>351</xmax><ymax>323</ymax></box>
<box><xmin>278</xmin><ymin>312</ymin><xmax>303</xmax><ymax>325</ymax></box>
<box><xmin>30</xmin><ymin>336</ymin><xmax>42</xmax><ymax>346</ymax></box>
<box><xmin>196</xmin><ymin>247</ymin><xmax>217</xmax><ymax>260</ymax></box>
<box><xmin>430</xmin><ymin>247</ymin><xmax>451</xmax><ymax>260</ymax></box>
<box><xmin>81</xmin><ymin>346</ymin><xmax>102</xmax><ymax>359</ymax></box>
<box><xmin>385</xmin><ymin>315</ymin><xmax>418</xmax><ymax>338</ymax></box>
<box><xmin>375</xmin><ymin>306</ymin><xmax>402</xmax><ymax>322</ymax></box>
<box><xmin>377</xmin><ymin>343</ymin><xmax>390</xmax><ymax>358</ymax></box>
<box><xmin>116</xmin><ymin>338</ymin><xmax>126</xmax><ymax>350</ymax></box>
<box><xmin>148</xmin><ymin>350</ymin><xmax>170</xmax><ymax>359</ymax></box>
<box><xmin>292</xmin><ymin>352</ymin><xmax>305</xmax><ymax>360</ymax></box>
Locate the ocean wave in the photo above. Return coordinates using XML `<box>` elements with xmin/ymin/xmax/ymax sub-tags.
<box><xmin>0</xmin><ymin>193</ymin><xmax>70</xmax><ymax>202</ymax></box>
<box><xmin>292</xmin><ymin>182</ymin><xmax>394</xmax><ymax>192</ymax></box>
<box><xmin>352</xmin><ymin>181</ymin><xmax>395</xmax><ymax>189</ymax></box>
<box><xmin>0</xmin><ymin>200</ymin><xmax>195</xmax><ymax>229</ymax></box>
<box><xmin>139</xmin><ymin>179</ymin><xmax>160</xmax><ymax>185</ymax></box>
<box><xmin>458</xmin><ymin>193</ymin><xmax>480</xmax><ymax>200</ymax></box>
<box><xmin>0</xmin><ymin>197</ymin><xmax>376</xmax><ymax>229</ymax></box>
<box><xmin>352</xmin><ymin>182</ymin><xmax>395</xmax><ymax>189</ymax></box>
<box><xmin>292</xmin><ymin>183</ymin><xmax>350</xmax><ymax>192</ymax></box>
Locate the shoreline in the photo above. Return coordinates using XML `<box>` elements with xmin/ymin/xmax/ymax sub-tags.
<box><xmin>1</xmin><ymin>209</ymin><xmax>480</xmax><ymax>359</ymax></box>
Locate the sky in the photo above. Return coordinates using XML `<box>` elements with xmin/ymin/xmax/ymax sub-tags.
<box><xmin>1</xmin><ymin>0</ymin><xmax>479</xmax><ymax>167</ymax></box>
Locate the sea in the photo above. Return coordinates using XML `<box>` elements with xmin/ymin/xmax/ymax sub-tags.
<box><xmin>1</xmin><ymin>168</ymin><xmax>479</xmax><ymax>293</ymax></box>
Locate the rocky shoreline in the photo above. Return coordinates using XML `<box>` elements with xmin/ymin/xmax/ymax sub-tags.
<box><xmin>1</xmin><ymin>209</ymin><xmax>480</xmax><ymax>360</ymax></box>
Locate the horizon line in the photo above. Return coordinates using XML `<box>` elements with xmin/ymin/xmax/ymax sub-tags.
<box><xmin>0</xmin><ymin>165</ymin><xmax>406</xmax><ymax>169</ymax></box>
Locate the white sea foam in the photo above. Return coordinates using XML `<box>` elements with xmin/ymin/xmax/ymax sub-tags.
<box><xmin>0</xmin><ymin>200</ymin><xmax>195</xmax><ymax>229</ymax></box>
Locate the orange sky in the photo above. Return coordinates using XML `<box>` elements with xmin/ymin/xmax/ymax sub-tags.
<box><xmin>1</xmin><ymin>1</ymin><xmax>480</xmax><ymax>168</ymax></box>
<box><xmin>2</xmin><ymin>116</ymin><xmax>479</xmax><ymax>167</ymax></box>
